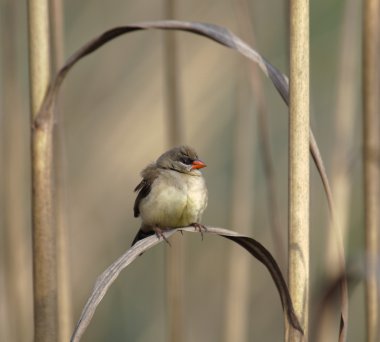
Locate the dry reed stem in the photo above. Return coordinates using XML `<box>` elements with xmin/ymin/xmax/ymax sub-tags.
<box><xmin>288</xmin><ymin>0</ymin><xmax>309</xmax><ymax>340</ymax></box>
<box><xmin>28</xmin><ymin>0</ymin><xmax>57</xmax><ymax>341</ymax></box>
<box><xmin>363</xmin><ymin>0</ymin><xmax>380</xmax><ymax>340</ymax></box>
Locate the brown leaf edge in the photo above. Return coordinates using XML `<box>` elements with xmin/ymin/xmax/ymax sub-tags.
<box><xmin>37</xmin><ymin>20</ymin><xmax>333</xmax><ymax>215</ymax></box>
<box><xmin>70</xmin><ymin>227</ymin><xmax>303</xmax><ymax>342</ymax></box>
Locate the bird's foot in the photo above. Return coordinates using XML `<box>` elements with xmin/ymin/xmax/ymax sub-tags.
<box><xmin>153</xmin><ymin>226</ymin><xmax>171</xmax><ymax>246</ymax></box>
<box><xmin>191</xmin><ymin>223</ymin><xmax>207</xmax><ymax>241</ymax></box>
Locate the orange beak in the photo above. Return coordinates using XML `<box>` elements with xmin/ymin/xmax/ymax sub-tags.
<box><xmin>191</xmin><ymin>160</ymin><xmax>207</xmax><ymax>170</ymax></box>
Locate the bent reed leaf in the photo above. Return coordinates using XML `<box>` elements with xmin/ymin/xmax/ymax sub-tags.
<box><xmin>70</xmin><ymin>227</ymin><xmax>302</xmax><ymax>342</ymax></box>
<box><xmin>36</xmin><ymin>20</ymin><xmax>332</xmax><ymax>215</ymax></box>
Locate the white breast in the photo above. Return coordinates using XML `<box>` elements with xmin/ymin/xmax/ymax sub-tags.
<box><xmin>139</xmin><ymin>170</ymin><xmax>207</xmax><ymax>229</ymax></box>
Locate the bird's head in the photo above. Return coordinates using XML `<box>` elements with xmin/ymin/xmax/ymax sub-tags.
<box><xmin>156</xmin><ymin>145</ymin><xmax>206</xmax><ymax>174</ymax></box>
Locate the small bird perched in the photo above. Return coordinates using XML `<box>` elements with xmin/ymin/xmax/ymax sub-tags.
<box><xmin>131</xmin><ymin>146</ymin><xmax>208</xmax><ymax>246</ymax></box>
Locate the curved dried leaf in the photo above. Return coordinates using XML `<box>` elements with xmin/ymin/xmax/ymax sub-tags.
<box><xmin>36</xmin><ymin>20</ymin><xmax>333</xmax><ymax>214</ymax></box>
<box><xmin>70</xmin><ymin>227</ymin><xmax>303</xmax><ymax>341</ymax></box>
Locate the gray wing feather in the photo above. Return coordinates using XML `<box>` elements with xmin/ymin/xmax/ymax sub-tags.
<box><xmin>133</xmin><ymin>164</ymin><xmax>160</xmax><ymax>217</ymax></box>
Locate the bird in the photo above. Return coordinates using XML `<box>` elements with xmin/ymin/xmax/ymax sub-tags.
<box><xmin>131</xmin><ymin>145</ymin><xmax>208</xmax><ymax>247</ymax></box>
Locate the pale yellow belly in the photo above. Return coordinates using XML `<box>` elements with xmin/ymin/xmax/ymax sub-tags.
<box><xmin>139</xmin><ymin>172</ymin><xmax>207</xmax><ymax>228</ymax></box>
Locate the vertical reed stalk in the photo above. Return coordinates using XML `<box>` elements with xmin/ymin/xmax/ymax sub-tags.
<box><xmin>164</xmin><ymin>1</ymin><xmax>185</xmax><ymax>342</ymax></box>
<box><xmin>363</xmin><ymin>0</ymin><xmax>380</xmax><ymax>341</ymax></box>
<box><xmin>50</xmin><ymin>1</ymin><xmax>73</xmax><ymax>341</ymax></box>
<box><xmin>288</xmin><ymin>0</ymin><xmax>309</xmax><ymax>340</ymax></box>
<box><xmin>28</xmin><ymin>0</ymin><xmax>57</xmax><ymax>341</ymax></box>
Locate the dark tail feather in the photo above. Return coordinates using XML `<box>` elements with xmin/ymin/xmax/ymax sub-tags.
<box><xmin>131</xmin><ymin>229</ymin><xmax>155</xmax><ymax>246</ymax></box>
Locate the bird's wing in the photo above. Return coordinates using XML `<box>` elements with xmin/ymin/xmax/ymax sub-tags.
<box><xmin>133</xmin><ymin>164</ymin><xmax>160</xmax><ymax>217</ymax></box>
<box><xmin>133</xmin><ymin>180</ymin><xmax>152</xmax><ymax>217</ymax></box>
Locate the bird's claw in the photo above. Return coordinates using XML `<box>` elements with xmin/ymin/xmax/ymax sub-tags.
<box><xmin>153</xmin><ymin>226</ymin><xmax>171</xmax><ymax>246</ymax></box>
<box><xmin>191</xmin><ymin>223</ymin><xmax>207</xmax><ymax>241</ymax></box>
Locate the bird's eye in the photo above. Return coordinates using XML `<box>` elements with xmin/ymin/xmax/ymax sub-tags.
<box><xmin>180</xmin><ymin>156</ymin><xmax>193</xmax><ymax>165</ymax></box>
